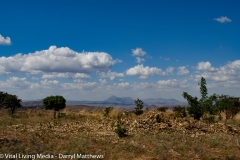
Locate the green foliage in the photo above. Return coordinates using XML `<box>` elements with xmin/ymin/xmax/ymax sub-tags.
<box><xmin>58</xmin><ymin>112</ymin><xmax>66</xmax><ymax>118</ymax></box>
<box><xmin>182</xmin><ymin>77</ymin><xmax>218</xmax><ymax>120</ymax></box>
<box><xmin>0</xmin><ymin>91</ymin><xmax>22</xmax><ymax>115</ymax></box>
<box><xmin>216</xmin><ymin>95</ymin><xmax>240</xmax><ymax>120</ymax></box>
<box><xmin>0</xmin><ymin>91</ymin><xmax>8</xmax><ymax>105</ymax></box>
<box><xmin>173</xmin><ymin>106</ymin><xmax>187</xmax><ymax>118</ymax></box>
<box><xmin>103</xmin><ymin>106</ymin><xmax>113</xmax><ymax>116</ymax></box>
<box><xmin>183</xmin><ymin>92</ymin><xmax>203</xmax><ymax>120</ymax></box>
<box><xmin>43</xmin><ymin>95</ymin><xmax>66</xmax><ymax>111</ymax></box>
<box><xmin>157</xmin><ymin>106</ymin><xmax>168</xmax><ymax>112</ymax></box>
<box><xmin>43</xmin><ymin>95</ymin><xmax>66</xmax><ymax>118</ymax></box>
<box><xmin>115</xmin><ymin>116</ymin><xmax>127</xmax><ymax>138</ymax></box>
<box><xmin>112</xmin><ymin>113</ymin><xmax>127</xmax><ymax>138</ymax></box>
<box><xmin>134</xmin><ymin>98</ymin><xmax>144</xmax><ymax>115</ymax></box>
<box><xmin>115</xmin><ymin>123</ymin><xmax>127</xmax><ymax>138</ymax></box>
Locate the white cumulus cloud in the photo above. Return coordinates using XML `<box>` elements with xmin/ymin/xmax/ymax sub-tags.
<box><xmin>158</xmin><ymin>79</ymin><xmax>178</xmax><ymax>87</ymax></box>
<box><xmin>0</xmin><ymin>46</ymin><xmax>121</xmax><ymax>74</ymax></box>
<box><xmin>98</xmin><ymin>70</ymin><xmax>124</xmax><ymax>80</ymax></box>
<box><xmin>41</xmin><ymin>79</ymin><xmax>59</xmax><ymax>85</ymax></box>
<box><xmin>166</xmin><ymin>67</ymin><xmax>174</xmax><ymax>74</ymax></box>
<box><xmin>114</xmin><ymin>82</ymin><xmax>130</xmax><ymax>88</ymax></box>
<box><xmin>214</xmin><ymin>16</ymin><xmax>232</xmax><ymax>23</ymax></box>
<box><xmin>132</xmin><ymin>48</ymin><xmax>146</xmax><ymax>56</ymax></box>
<box><xmin>126</xmin><ymin>64</ymin><xmax>166</xmax><ymax>79</ymax></box>
<box><xmin>42</xmin><ymin>72</ymin><xmax>90</xmax><ymax>79</ymax></box>
<box><xmin>177</xmin><ymin>66</ymin><xmax>189</xmax><ymax>75</ymax></box>
<box><xmin>99</xmin><ymin>79</ymin><xmax>107</xmax><ymax>85</ymax></box>
<box><xmin>196</xmin><ymin>62</ymin><xmax>217</xmax><ymax>72</ymax></box>
<box><xmin>157</xmin><ymin>79</ymin><xmax>190</xmax><ymax>89</ymax></box>
<box><xmin>136</xmin><ymin>57</ymin><xmax>145</xmax><ymax>63</ymax></box>
<box><xmin>0</xmin><ymin>34</ymin><xmax>11</xmax><ymax>45</ymax></box>
<box><xmin>196</xmin><ymin>60</ymin><xmax>240</xmax><ymax>82</ymax></box>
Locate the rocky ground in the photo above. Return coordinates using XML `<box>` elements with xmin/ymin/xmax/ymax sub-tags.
<box><xmin>0</xmin><ymin>108</ymin><xmax>240</xmax><ymax>159</ymax></box>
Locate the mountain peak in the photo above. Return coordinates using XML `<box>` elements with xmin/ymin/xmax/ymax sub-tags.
<box><xmin>104</xmin><ymin>95</ymin><xmax>134</xmax><ymax>104</ymax></box>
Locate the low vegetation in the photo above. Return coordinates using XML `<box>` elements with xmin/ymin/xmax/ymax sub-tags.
<box><xmin>1</xmin><ymin>77</ymin><xmax>240</xmax><ymax>159</ymax></box>
<box><xmin>0</xmin><ymin>107</ymin><xmax>240</xmax><ymax>159</ymax></box>
<box><xmin>173</xmin><ymin>106</ymin><xmax>187</xmax><ymax>118</ymax></box>
<box><xmin>157</xmin><ymin>106</ymin><xmax>168</xmax><ymax>112</ymax></box>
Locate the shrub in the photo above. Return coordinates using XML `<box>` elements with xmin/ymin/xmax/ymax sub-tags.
<box><xmin>115</xmin><ymin>115</ymin><xmax>127</xmax><ymax>137</ymax></box>
<box><xmin>217</xmin><ymin>95</ymin><xmax>240</xmax><ymax>120</ymax></box>
<box><xmin>58</xmin><ymin>112</ymin><xmax>66</xmax><ymax>118</ymax></box>
<box><xmin>156</xmin><ymin>113</ymin><xmax>165</xmax><ymax>123</ymax></box>
<box><xmin>134</xmin><ymin>98</ymin><xmax>144</xmax><ymax>115</ymax></box>
<box><xmin>103</xmin><ymin>106</ymin><xmax>113</xmax><ymax>116</ymax></box>
<box><xmin>115</xmin><ymin>123</ymin><xmax>127</xmax><ymax>138</ymax></box>
<box><xmin>157</xmin><ymin>107</ymin><xmax>168</xmax><ymax>112</ymax></box>
<box><xmin>173</xmin><ymin>106</ymin><xmax>187</xmax><ymax>118</ymax></box>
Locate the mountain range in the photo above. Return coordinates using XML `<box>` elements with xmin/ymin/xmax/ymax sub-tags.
<box><xmin>21</xmin><ymin>95</ymin><xmax>187</xmax><ymax>109</ymax></box>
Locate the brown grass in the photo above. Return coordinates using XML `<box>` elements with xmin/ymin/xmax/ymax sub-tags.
<box><xmin>0</xmin><ymin>107</ymin><xmax>240</xmax><ymax>160</ymax></box>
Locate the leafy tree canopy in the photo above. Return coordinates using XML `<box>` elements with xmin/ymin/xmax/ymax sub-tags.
<box><xmin>0</xmin><ymin>91</ymin><xmax>22</xmax><ymax>114</ymax></box>
<box><xmin>43</xmin><ymin>95</ymin><xmax>66</xmax><ymax>111</ymax></box>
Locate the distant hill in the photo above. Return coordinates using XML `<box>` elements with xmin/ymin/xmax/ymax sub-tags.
<box><xmin>21</xmin><ymin>95</ymin><xmax>187</xmax><ymax>109</ymax></box>
<box><xmin>103</xmin><ymin>95</ymin><xmax>134</xmax><ymax>104</ymax></box>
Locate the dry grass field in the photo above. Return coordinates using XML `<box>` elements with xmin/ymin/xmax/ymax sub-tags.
<box><xmin>0</xmin><ymin>106</ymin><xmax>240</xmax><ymax>160</ymax></box>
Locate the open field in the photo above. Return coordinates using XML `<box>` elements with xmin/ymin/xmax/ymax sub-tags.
<box><xmin>0</xmin><ymin>106</ymin><xmax>240</xmax><ymax>160</ymax></box>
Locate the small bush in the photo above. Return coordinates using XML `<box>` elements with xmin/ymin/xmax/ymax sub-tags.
<box><xmin>157</xmin><ymin>107</ymin><xmax>168</xmax><ymax>112</ymax></box>
<box><xmin>58</xmin><ymin>112</ymin><xmax>66</xmax><ymax>118</ymax></box>
<box><xmin>103</xmin><ymin>106</ymin><xmax>113</xmax><ymax>116</ymax></box>
<box><xmin>173</xmin><ymin>106</ymin><xmax>187</xmax><ymax>118</ymax></box>
<box><xmin>156</xmin><ymin>113</ymin><xmax>165</xmax><ymax>123</ymax></box>
<box><xmin>135</xmin><ymin>110</ymin><xmax>143</xmax><ymax>115</ymax></box>
<box><xmin>115</xmin><ymin>114</ymin><xmax>127</xmax><ymax>138</ymax></box>
<box><xmin>115</xmin><ymin>123</ymin><xmax>127</xmax><ymax>138</ymax></box>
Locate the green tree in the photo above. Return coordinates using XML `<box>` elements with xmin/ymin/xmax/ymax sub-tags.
<box><xmin>216</xmin><ymin>95</ymin><xmax>240</xmax><ymax>120</ymax></box>
<box><xmin>182</xmin><ymin>77</ymin><xmax>218</xmax><ymax>120</ymax></box>
<box><xmin>0</xmin><ymin>91</ymin><xmax>8</xmax><ymax>106</ymax></box>
<box><xmin>134</xmin><ymin>98</ymin><xmax>144</xmax><ymax>115</ymax></box>
<box><xmin>43</xmin><ymin>95</ymin><xmax>66</xmax><ymax>118</ymax></box>
<box><xmin>0</xmin><ymin>92</ymin><xmax>22</xmax><ymax>114</ymax></box>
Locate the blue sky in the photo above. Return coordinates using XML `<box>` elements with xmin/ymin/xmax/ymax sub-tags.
<box><xmin>0</xmin><ymin>0</ymin><xmax>240</xmax><ymax>101</ymax></box>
